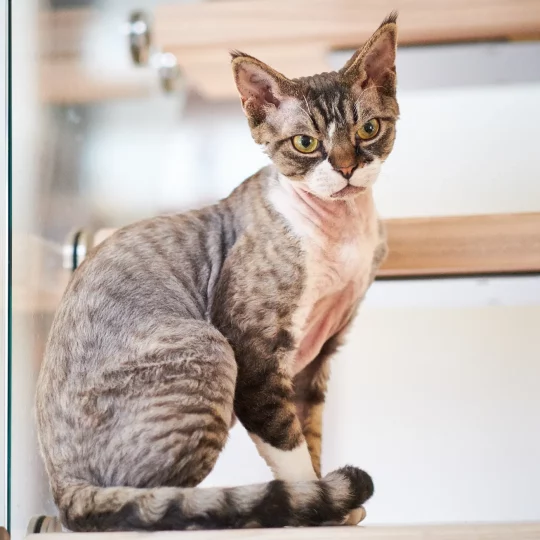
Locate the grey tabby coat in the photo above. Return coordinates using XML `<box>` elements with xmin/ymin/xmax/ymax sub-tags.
<box><xmin>36</xmin><ymin>15</ymin><xmax>399</xmax><ymax>531</ymax></box>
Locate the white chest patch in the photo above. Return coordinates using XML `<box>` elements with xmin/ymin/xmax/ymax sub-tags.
<box><xmin>269</xmin><ymin>175</ymin><xmax>381</xmax><ymax>374</ymax></box>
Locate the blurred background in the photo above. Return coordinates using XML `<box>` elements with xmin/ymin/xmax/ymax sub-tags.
<box><xmin>4</xmin><ymin>0</ymin><xmax>540</xmax><ymax>538</ymax></box>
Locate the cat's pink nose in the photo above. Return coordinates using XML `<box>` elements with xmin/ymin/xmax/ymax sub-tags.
<box><xmin>334</xmin><ymin>164</ymin><xmax>357</xmax><ymax>180</ymax></box>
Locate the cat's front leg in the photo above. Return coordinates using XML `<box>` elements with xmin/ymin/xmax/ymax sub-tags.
<box><xmin>294</xmin><ymin>326</ymin><xmax>369</xmax><ymax>526</ymax></box>
<box><xmin>293</xmin><ymin>353</ymin><xmax>331</xmax><ymax>478</ymax></box>
<box><xmin>211</xmin><ymin>232</ymin><xmax>318</xmax><ymax>482</ymax></box>
<box><xmin>234</xmin><ymin>362</ymin><xmax>318</xmax><ymax>482</ymax></box>
<box><xmin>293</xmin><ymin>324</ymin><xmax>355</xmax><ymax>478</ymax></box>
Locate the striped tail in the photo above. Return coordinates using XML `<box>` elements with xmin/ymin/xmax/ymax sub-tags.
<box><xmin>58</xmin><ymin>466</ymin><xmax>374</xmax><ymax>531</ymax></box>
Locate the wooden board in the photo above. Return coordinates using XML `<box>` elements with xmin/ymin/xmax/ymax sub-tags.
<box><xmin>38</xmin><ymin>9</ymin><xmax>158</xmax><ymax>103</ymax></box>
<box><xmin>154</xmin><ymin>0</ymin><xmax>540</xmax><ymax>99</ymax></box>
<box><xmin>39</xmin><ymin>0</ymin><xmax>540</xmax><ymax>102</ymax></box>
<box><xmin>380</xmin><ymin>213</ymin><xmax>540</xmax><ymax>278</ymax></box>
<box><xmin>155</xmin><ymin>0</ymin><xmax>540</xmax><ymax>50</ymax></box>
<box><xmin>11</xmin><ymin>234</ymin><xmax>70</xmax><ymax>314</ymax></box>
<box><xmin>24</xmin><ymin>522</ymin><xmax>540</xmax><ymax>539</ymax></box>
<box><xmin>91</xmin><ymin>213</ymin><xmax>540</xmax><ymax>279</ymax></box>
<box><xmin>13</xmin><ymin>213</ymin><xmax>540</xmax><ymax>314</ymax></box>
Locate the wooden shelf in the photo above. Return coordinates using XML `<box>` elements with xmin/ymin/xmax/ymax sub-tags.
<box><xmin>155</xmin><ymin>0</ymin><xmax>540</xmax><ymax>50</ymax></box>
<box><xmin>25</xmin><ymin>522</ymin><xmax>540</xmax><ymax>540</ymax></box>
<box><xmin>11</xmin><ymin>234</ymin><xmax>70</xmax><ymax>315</ymax></box>
<box><xmin>38</xmin><ymin>9</ymin><xmax>158</xmax><ymax>104</ymax></box>
<box><xmin>90</xmin><ymin>214</ymin><xmax>540</xmax><ymax>280</ymax></box>
<box><xmin>12</xmin><ymin>213</ymin><xmax>540</xmax><ymax>314</ymax></box>
<box><xmin>381</xmin><ymin>213</ymin><xmax>540</xmax><ymax>278</ymax></box>
<box><xmin>39</xmin><ymin>0</ymin><xmax>540</xmax><ymax>102</ymax></box>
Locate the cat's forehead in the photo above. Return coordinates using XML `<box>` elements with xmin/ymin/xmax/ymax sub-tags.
<box><xmin>291</xmin><ymin>72</ymin><xmax>356</xmax><ymax>129</ymax></box>
<box><xmin>294</xmin><ymin>71</ymin><xmax>341</xmax><ymax>94</ymax></box>
<box><xmin>293</xmin><ymin>72</ymin><xmax>349</xmax><ymax>105</ymax></box>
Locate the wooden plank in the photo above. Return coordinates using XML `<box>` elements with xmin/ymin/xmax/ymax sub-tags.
<box><xmin>39</xmin><ymin>60</ymin><xmax>157</xmax><ymax>104</ymax></box>
<box><xmin>23</xmin><ymin>522</ymin><xmax>540</xmax><ymax>539</ymax></box>
<box><xmin>155</xmin><ymin>0</ymin><xmax>540</xmax><ymax>98</ymax></box>
<box><xmin>15</xmin><ymin>213</ymin><xmax>539</xmax><ymax>314</ymax></box>
<box><xmin>380</xmin><ymin>213</ymin><xmax>540</xmax><ymax>277</ymax></box>
<box><xmin>38</xmin><ymin>9</ymin><xmax>158</xmax><ymax>104</ymax></box>
<box><xmin>38</xmin><ymin>8</ymin><xmax>94</xmax><ymax>58</ymax></box>
<box><xmin>180</xmin><ymin>43</ymin><xmax>330</xmax><ymax>99</ymax></box>
<box><xmin>39</xmin><ymin>0</ymin><xmax>540</xmax><ymax>103</ymax></box>
<box><xmin>92</xmin><ymin>213</ymin><xmax>540</xmax><ymax>279</ymax></box>
<box><xmin>11</xmin><ymin>234</ymin><xmax>70</xmax><ymax>314</ymax></box>
<box><xmin>155</xmin><ymin>0</ymin><xmax>540</xmax><ymax>50</ymax></box>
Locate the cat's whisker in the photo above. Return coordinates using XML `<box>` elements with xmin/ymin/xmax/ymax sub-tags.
<box><xmin>302</xmin><ymin>95</ymin><xmax>312</xmax><ymax>115</ymax></box>
<box><xmin>297</xmin><ymin>105</ymin><xmax>314</xmax><ymax>126</ymax></box>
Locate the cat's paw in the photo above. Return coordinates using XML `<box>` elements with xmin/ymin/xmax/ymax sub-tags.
<box><xmin>342</xmin><ymin>506</ymin><xmax>366</xmax><ymax>526</ymax></box>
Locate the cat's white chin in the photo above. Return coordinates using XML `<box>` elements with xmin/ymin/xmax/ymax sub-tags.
<box><xmin>302</xmin><ymin>158</ymin><xmax>381</xmax><ymax>201</ymax></box>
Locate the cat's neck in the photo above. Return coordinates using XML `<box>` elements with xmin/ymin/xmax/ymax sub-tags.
<box><xmin>269</xmin><ymin>172</ymin><xmax>376</xmax><ymax>243</ymax></box>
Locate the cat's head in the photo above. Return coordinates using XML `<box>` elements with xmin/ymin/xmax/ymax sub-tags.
<box><xmin>231</xmin><ymin>14</ymin><xmax>399</xmax><ymax>200</ymax></box>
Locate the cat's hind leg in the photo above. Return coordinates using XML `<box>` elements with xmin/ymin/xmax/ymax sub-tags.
<box><xmin>77</xmin><ymin>320</ymin><xmax>237</xmax><ymax>490</ymax></box>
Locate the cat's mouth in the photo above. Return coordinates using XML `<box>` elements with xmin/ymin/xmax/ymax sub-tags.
<box><xmin>330</xmin><ymin>185</ymin><xmax>367</xmax><ymax>199</ymax></box>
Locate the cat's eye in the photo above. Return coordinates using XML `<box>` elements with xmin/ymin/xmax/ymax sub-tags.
<box><xmin>357</xmin><ymin>119</ymin><xmax>380</xmax><ymax>140</ymax></box>
<box><xmin>292</xmin><ymin>135</ymin><xmax>319</xmax><ymax>153</ymax></box>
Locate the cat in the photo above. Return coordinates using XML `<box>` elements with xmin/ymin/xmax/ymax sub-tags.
<box><xmin>35</xmin><ymin>13</ymin><xmax>399</xmax><ymax>532</ymax></box>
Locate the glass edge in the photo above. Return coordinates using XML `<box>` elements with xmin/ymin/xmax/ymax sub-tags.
<box><xmin>2</xmin><ymin>0</ymin><xmax>10</xmax><ymax>532</ymax></box>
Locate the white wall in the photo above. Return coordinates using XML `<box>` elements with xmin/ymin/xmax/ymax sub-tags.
<box><xmin>378</xmin><ymin>83</ymin><xmax>540</xmax><ymax>218</ymax></box>
<box><xmin>83</xmin><ymin>81</ymin><xmax>540</xmax><ymax>223</ymax></box>
<box><xmin>203</xmin><ymin>278</ymin><xmax>540</xmax><ymax>525</ymax></box>
<box><xmin>329</xmin><ymin>303</ymin><xmax>540</xmax><ymax>524</ymax></box>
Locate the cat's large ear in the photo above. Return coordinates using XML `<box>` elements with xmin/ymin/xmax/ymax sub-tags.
<box><xmin>341</xmin><ymin>12</ymin><xmax>398</xmax><ymax>96</ymax></box>
<box><xmin>231</xmin><ymin>52</ymin><xmax>296</xmax><ymax>122</ymax></box>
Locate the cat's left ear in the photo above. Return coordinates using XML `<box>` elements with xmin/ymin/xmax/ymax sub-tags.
<box><xmin>231</xmin><ymin>52</ymin><xmax>296</xmax><ymax>122</ymax></box>
<box><xmin>341</xmin><ymin>12</ymin><xmax>398</xmax><ymax>96</ymax></box>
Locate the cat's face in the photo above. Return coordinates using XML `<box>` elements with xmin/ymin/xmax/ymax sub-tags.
<box><xmin>232</xmin><ymin>14</ymin><xmax>399</xmax><ymax>200</ymax></box>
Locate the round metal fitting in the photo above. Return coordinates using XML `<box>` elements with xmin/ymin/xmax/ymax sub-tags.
<box><xmin>154</xmin><ymin>51</ymin><xmax>182</xmax><ymax>93</ymax></box>
<box><xmin>63</xmin><ymin>229</ymin><xmax>94</xmax><ymax>272</ymax></box>
<box><xmin>127</xmin><ymin>10</ymin><xmax>152</xmax><ymax>66</ymax></box>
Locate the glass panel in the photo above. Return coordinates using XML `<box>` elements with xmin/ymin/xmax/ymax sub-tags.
<box><xmin>9</xmin><ymin>1</ymin><xmax>188</xmax><ymax>537</ymax></box>
<box><xmin>1</xmin><ymin>0</ymin><xmax>7</xmax><ymax>530</ymax></box>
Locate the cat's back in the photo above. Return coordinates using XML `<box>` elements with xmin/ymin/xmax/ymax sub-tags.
<box><xmin>42</xmin><ymin>205</ymin><xmax>235</xmax><ymax>382</ymax></box>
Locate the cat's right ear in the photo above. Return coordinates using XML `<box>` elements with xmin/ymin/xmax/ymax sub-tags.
<box><xmin>341</xmin><ymin>12</ymin><xmax>398</xmax><ymax>97</ymax></box>
<box><xmin>230</xmin><ymin>52</ymin><xmax>295</xmax><ymax>122</ymax></box>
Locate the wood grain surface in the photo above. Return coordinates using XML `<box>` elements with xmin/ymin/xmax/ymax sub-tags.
<box><xmin>381</xmin><ymin>213</ymin><xmax>540</xmax><ymax>277</ymax></box>
<box><xmin>40</xmin><ymin>0</ymin><xmax>540</xmax><ymax>101</ymax></box>
<box><xmin>24</xmin><ymin>522</ymin><xmax>540</xmax><ymax>540</ymax></box>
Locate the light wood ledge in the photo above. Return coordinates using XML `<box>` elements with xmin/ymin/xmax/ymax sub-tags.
<box><xmin>25</xmin><ymin>522</ymin><xmax>540</xmax><ymax>539</ymax></box>
<box><xmin>90</xmin><ymin>213</ymin><xmax>540</xmax><ymax>279</ymax></box>
<box><xmin>41</xmin><ymin>0</ymin><xmax>540</xmax><ymax>102</ymax></box>
<box><xmin>13</xmin><ymin>212</ymin><xmax>540</xmax><ymax>314</ymax></box>
<box><xmin>380</xmin><ymin>212</ymin><xmax>540</xmax><ymax>278</ymax></box>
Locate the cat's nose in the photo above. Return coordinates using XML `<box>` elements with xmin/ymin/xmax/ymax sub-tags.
<box><xmin>334</xmin><ymin>164</ymin><xmax>358</xmax><ymax>180</ymax></box>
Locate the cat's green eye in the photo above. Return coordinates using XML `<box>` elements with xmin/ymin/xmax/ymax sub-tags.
<box><xmin>292</xmin><ymin>135</ymin><xmax>319</xmax><ymax>153</ymax></box>
<box><xmin>357</xmin><ymin>119</ymin><xmax>380</xmax><ymax>140</ymax></box>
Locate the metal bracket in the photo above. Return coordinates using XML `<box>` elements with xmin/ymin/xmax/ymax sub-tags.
<box><xmin>63</xmin><ymin>230</ymin><xmax>94</xmax><ymax>272</ymax></box>
<box><xmin>126</xmin><ymin>10</ymin><xmax>183</xmax><ymax>94</ymax></box>
<box><xmin>127</xmin><ymin>10</ymin><xmax>152</xmax><ymax>66</ymax></box>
